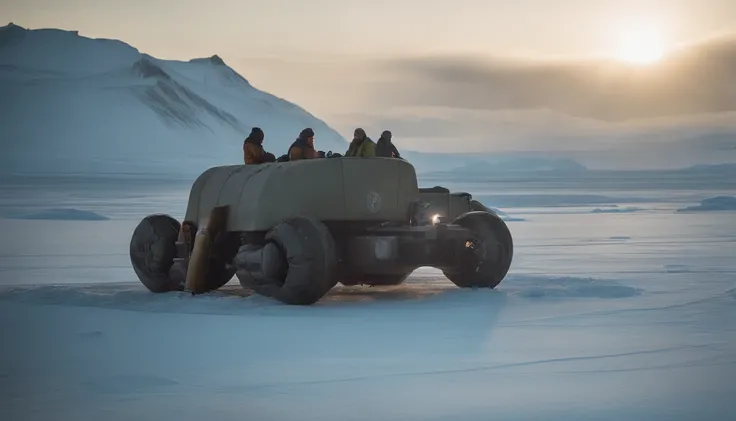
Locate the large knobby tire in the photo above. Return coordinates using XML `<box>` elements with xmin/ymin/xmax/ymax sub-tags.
<box><xmin>442</xmin><ymin>211</ymin><xmax>513</xmax><ymax>289</ymax></box>
<box><xmin>241</xmin><ymin>216</ymin><xmax>338</xmax><ymax>305</ymax></box>
<box><xmin>130</xmin><ymin>214</ymin><xmax>237</xmax><ymax>294</ymax></box>
<box><xmin>130</xmin><ymin>214</ymin><xmax>182</xmax><ymax>293</ymax></box>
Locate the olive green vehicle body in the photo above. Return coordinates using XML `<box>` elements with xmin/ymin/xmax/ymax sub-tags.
<box><xmin>185</xmin><ymin>158</ymin><xmax>414</xmax><ymax>231</ymax></box>
<box><xmin>183</xmin><ymin>157</ymin><xmax>484</xmax><ymax>229</ymax></box>
<box><xmin>130</xmin><ymin>157</ymin><xmax>514</xmax><ymax>304</ymax></box>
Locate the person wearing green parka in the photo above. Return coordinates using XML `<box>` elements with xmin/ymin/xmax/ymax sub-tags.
<box><xmin>344</xmin><ymin>128</ymin><xmax>376</xmax><ymax>157</ymax></box>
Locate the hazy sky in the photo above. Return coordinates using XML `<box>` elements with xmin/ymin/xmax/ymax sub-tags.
<box><xmin>7</xmin><ymin>0</ymin><xmax>736</xmax><ymax>58</ymax></box>
<box><xmin>6</xmin><ymin>0</ymin><xmax>736</xmax><ymax>166</ymax></box>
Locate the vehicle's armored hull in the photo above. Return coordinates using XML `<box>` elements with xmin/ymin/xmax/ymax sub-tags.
<box><xmin>183</xmin><ymin>158</ymin><xmax>419</xmax><ymax>232</ymax></box>
<box><xmin>129</xmin><ymin>158</ymin><xmax>514</xmax><ymax>305</ymax></box>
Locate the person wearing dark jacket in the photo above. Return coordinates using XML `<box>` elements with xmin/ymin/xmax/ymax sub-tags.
<box><xmin>375</xmin><ymin>130</ymin><xmax>402</xmax><ymax>159</ymax></box>
<box><xmin>243</xmin><ymin>127</ymin><xmax>275</xmax><ymax>164</ymax></box>
<box><xmin>288</xmin><ymin>128</ymin><xmax>319</xmax><ymax>161</ymax></box>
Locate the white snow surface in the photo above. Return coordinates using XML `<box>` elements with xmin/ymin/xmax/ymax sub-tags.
<box><xmin>1</xmin><ymin>173</ymin><xmax>735</xmax><ymax>421</ymax></box>
<box><xmin>0</xmin><ymin>23</ymin><xmax>348</xmax><ymax>176</ymax></box>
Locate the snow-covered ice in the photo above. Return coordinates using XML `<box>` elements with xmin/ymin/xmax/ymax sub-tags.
<box><xmin>591</xmin><ymin>206</ymin><xmax>643</xmax><ymax>214</ymax></box>
<box><xmin>1</xmin><ymin>174</ymin><xmax>734</xmax><ymax>421</ymax></box>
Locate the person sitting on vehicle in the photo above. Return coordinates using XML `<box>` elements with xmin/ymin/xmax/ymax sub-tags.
<box><xmin>288</xmin><ymin>128</ymin><xmax>319</xmax><ymax>161</ymax></box>
<box><xmin>344</xmin><ymin>127</ymin><xmax>376</xmax><ymax>157</ymax></box>
<box><xmin>243</xmin><ymin>127</ymin><xmax>275</xmax><ymax>164</ymax></box>
<box><xmin>375</xmin><ymin>130</ymin><xmax>402</xmax><ymax>159</ymax></box>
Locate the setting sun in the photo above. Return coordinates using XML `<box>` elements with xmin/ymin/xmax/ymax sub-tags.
<box><xmin>615</xmin><ymin>28</ymin><xmax>666</xmax><ymax>65</ymax></box>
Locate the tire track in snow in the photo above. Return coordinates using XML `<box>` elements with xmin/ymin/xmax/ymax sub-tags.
<box><xmin>225</xmin><ymin>344</ymin><xmax>715</xmax><ymax>391</ymax></box>
<box><xmin>506</xmin><ymin>289</ymin><xmax>736</xmax><ymax>325</ymax></box>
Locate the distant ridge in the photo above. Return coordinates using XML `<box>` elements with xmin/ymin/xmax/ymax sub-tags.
<box><xmin>0</xmin><ymin>23</ymin><xmax>348</xmax><ymax>176</ymax></box>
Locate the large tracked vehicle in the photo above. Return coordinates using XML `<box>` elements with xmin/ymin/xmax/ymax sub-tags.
<box><xmin>129</xmin><ymin>157</ymin><xmax>514</xmax><ymax>305</ymax></box>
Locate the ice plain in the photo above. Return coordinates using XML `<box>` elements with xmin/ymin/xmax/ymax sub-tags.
<box><xmin>1</xmin><ymin>172</ymin><xmax>734</xmax><ymax>421</ymax></box>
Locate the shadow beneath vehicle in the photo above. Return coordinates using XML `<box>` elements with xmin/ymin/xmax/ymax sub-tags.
<box><xmin>219</xmin><ymin>269</ymin><xmax>465</xmax><ymax>304</ymax></box>
<box><xmin>322</xmin><ymin>280</ymin><xmax>457</xmax><ymax>303</ymax></box>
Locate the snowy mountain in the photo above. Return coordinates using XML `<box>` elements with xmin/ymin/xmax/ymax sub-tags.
<box><xmin>0</xmin><ymin>23</ymin><xmax>348</xmax><ymax>176</ymax></box>
<box><xmin>681</xmin><ymin>162</ymin><xmax>736</xmax><ymax>175</ymax></box>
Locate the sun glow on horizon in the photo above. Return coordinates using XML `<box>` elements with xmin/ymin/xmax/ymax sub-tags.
<box><xmin>615</xmin><ymin>27</ymin><xmax>666</xmax><ymax>65</ymax></box>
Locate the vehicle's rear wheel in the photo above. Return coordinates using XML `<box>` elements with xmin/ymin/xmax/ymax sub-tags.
<box><xmin>442</xmin><ymin>211</ymin><xmax>513</xmax><ymax>289</ymax></box>
<box><xmin>234</xmin><ymin>216</ymin><xmax>338</xmax><ymax>305</ymax></box>
<box><xmin>130</xmin><ymin>214</ymin><xmax>236</xmax><ymax>293</ymax></box>
<box><xmin>130</xmin><ymin>214</ymin><xmax>182</xmax><ymax>293</ymax></box>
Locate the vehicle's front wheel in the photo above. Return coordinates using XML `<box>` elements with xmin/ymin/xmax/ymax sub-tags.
<box><xmin>442</xmin><ymin>211</ymin><xmax>513</xmax><ymax>289</ymax></box>
<box><xmin>234</xmin><ymin>216</ymin><xmax>338</xmax><ymax>305</ymax></box>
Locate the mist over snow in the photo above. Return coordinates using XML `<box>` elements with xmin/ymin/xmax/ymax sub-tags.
<box><xmin>677</xmin><ymin>196</ymin><xmax>736</xmax><ymax>212</ymax></box>
<box><xmin>433</xmin><ymin>156</ymin><xmax>588</xmax><ymax>175</ymax></box>
<box><xmin>276</xmin><ymin>33</ymin><xmax>736</xmax><ymax>170</ymax></box>
<box><xmin>0</xmin><ymin>23</ymin><xmax>348</xmax><ymax>177</ymax></box>
<box><xmin>4</xmin><ymin>208</ymin><xmax>110</xmax><ymax>221</ymax></box>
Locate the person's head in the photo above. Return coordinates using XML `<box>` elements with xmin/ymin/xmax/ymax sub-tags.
<box><xmin>299</xmin><ymin>128</ymin><xmax>315</xmax><ymax>146</ymax></box>
<box><xmin>381</xmin><ymin>130</ymin><xmax>392</xmax><ymax>141</ymax></box>
<box><xmin>248</xmin><ymin>127</ymin><xmax>264</xmax><ymax>144</ymax></box>
<box><xmin>353</xmin><ymin>128</ymin><xmax>366</xmax><ymax>141</ymax></box>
